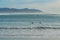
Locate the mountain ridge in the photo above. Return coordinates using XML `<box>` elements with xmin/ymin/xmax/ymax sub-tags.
<box><xmin>0</xmin><ymin>8</ymin><xmax>42</xmax><ymax>13</ymax></box>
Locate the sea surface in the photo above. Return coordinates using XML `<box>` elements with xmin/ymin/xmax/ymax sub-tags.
<box><xmin>0</xmin><ymin>13</ymin><xmax>60</xmax><ymax>40</ymax></box>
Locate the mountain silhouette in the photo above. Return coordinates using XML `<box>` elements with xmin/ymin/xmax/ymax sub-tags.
<box><xmin>0</xmin><ymin>8</ymin><xmax>42</xmax><ymax>13</ymax></box>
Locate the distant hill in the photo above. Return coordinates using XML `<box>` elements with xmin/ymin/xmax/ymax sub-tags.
<box><xmin>0</xmin><ymin>8</ymin><xmax>42</xmax><ymax>13</ymax></box>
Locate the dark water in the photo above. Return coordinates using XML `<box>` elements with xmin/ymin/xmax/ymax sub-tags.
<box><xmin>0</xmin><ymin>14</ymin><xmax>60</xmax><ymax>27</ymax></box>
<box><xmin>0</xmin><ymin>14</ymin><xmax>60</xmax><ymax>40</ymax></box>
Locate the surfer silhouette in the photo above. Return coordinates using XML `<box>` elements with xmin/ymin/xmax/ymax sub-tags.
<box><xmin>40</xmin><ymin>21</ymin><xmax>41</xmax><ymax>24</ymax></box>
<box><xmin>32</xmin><ymin>22</ymin><xmax>34</xmax><ymax>24</ymax></box>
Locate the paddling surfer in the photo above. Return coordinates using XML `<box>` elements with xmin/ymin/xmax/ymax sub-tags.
<box><xmin>32</xmin><ymin>22</ymin><xmax>34</xmax><ymax>24</ymax></box>
<box><xmin>40</xmin><ymin>21</ymin><xmax>41</xmax><ymax>24</ymax></box>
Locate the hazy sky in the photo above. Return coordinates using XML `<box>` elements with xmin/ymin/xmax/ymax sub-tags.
<box><xmin>0</xmin><ymin>0</ymin><xmax>60</xmax><ymax>14</ymax></box>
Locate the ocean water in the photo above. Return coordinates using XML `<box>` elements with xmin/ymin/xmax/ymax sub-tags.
<box><xmin>0</xmin><ymin>14</ymin><xmax>60</xmax><ymax>40</ymax></box>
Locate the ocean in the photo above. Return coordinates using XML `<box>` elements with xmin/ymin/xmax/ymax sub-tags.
<box><xmin>0</xmin><ymin>14</ymin><xmax>60</xmax><ymax>40</ymax></box>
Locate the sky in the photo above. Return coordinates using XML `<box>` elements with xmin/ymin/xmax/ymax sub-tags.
<box><xmin>0</xmin><ymin>0</ymin><xmax>60</xmax><ymax>14</ymax></box>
